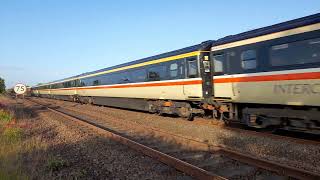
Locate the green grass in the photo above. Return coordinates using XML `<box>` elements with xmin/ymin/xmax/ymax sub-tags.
<box><xmin>46</xmin><ymin>156</ymin><xmax>67</xmax><ymax>172</ymax></box>
<box><xmin>2</xmin><ymin>127</ymin><xmax>22</xmax><ymax>144</ymax></box>
<box><xmin>0</xmin><ymin>103</ymin><xmax>63</xmax><ymax>179</ymax></box>
<box><xmin>0</xmin><ymin>169</ymin><xmax>28</xmax><ymax>180</ymax></box>
<box><xmin>0</xmin><ymin>109</ymin><xmax>27</xmax><ymax>179</ymax></box>
<box><xmin>0</xmin><ymin>110</ymin><xmax>12</xmax><ymax>123</ymax></box>
<box><xmin>0</xmin><ymin>127</ymin><xmax>24</xmax><ymax>180</ymax></box>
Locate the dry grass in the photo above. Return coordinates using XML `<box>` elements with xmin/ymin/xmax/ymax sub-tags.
<box><xmin>0</xmin><ymin>110</ymin><xmax>13</xmax><ymax>127</ymax></box>
<box><xmin>46</xmin><ymin>156</ymin><xmax>68</xmax><ymax>172</ymax></box>
<box><xmin>0</xmin><ymin>104</ymin><xmax>48</xmax><ymax>179</ymax></box>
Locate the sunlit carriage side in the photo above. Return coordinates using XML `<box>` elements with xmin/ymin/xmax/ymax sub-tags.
<box><xmin>32</xmin><ymin>13</ymin><xmax>320</xmax><ymax>134</ymax></box>
<box><xmin>32</xmin><ymin>42</ymin><xmax>212</xmax><ymax>119</ymax></box>
<box><xmin>211</xmin><ymin>13</ymin><xmax>320</xmax><ymax>133</ymax></box>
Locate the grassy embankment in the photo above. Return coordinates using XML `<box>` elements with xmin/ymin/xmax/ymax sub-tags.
<box><xmin>0</xmin><ymin>98</ymin><xmax>54</xmax><ymax>179</ymax></box>
<box><xmin>0</xmin><ymin>107</ymin><xmax>27</xmax><ymax>179</ymax></box>
<box><xmin>0</xmin><ymin>97</ymin><xmax>72</xmax><ymax>179</ymax></box>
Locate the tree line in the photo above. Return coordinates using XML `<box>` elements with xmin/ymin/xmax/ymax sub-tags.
<box><xmin>0</xmin><ymin>77</ymin><xmax>5</xmax><ymax>94</ymax></box>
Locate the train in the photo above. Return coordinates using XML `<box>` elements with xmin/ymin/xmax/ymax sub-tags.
<box><xmin>32</xmin><ymin>13</ymin><xmax>320</xmax><ymax>134</ymax></box>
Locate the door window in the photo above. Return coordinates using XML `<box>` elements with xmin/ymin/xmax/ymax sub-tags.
<box><xmin>186</xmin><ymin>57</ymin><xmax>198</xmax><ymax>78</ymax></box>
<box><xmin>213</xmin><ymin>54</ymin><xmax>225</xmax><ymax>75</ymax></box>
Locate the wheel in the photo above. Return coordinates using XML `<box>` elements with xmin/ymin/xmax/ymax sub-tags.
<box><xmin>187</xmin><ymin>114</ymin><xmax>194</xmax><ymax>121</ymax></box>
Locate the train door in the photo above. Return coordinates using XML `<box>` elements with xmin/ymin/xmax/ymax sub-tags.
<box><xmin>183</xmin><ymin>56</ymin><xmax>203</xmax><ymax>98</ymax></box>
<box><xmin>212</xmin><ymin>53</ymin><xmax>234</xmax><ymax>98</ymax></box>
<box><xmin>73</xmin><ymin>80</ymin><xmax>79</xmax><ymax>95</ymax></box>
<box><xmin>199</xmin><ymin>52</ymin><xmax>213</xmax><ymax>99</ymax></box>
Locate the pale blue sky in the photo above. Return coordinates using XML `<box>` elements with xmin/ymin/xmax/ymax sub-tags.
<box><xmin>0</xmin><ymin>0</ymin><xmax>319</xmax><ymax>88</ymax></box>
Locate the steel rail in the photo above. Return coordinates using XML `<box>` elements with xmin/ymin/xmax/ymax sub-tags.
<box><xmin>28</xmin><ymin>98</ymin><xmax>320</xmax><ymax>180</ymax></box>
<box><xmin>27</xmin><ymin>99</ymin><xmax>225</xmax><ymax>180</ymax></box>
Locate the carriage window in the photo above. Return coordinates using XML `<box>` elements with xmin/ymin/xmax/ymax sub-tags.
<box><xmin>187</xmin><ymin>57</ymin><xmax>198</xmax><ymax>78</ymax></box>
<box><xmin>241</xmin><ymin>50</ymin><xmax>257</xmax><ymax>69</ymax></box>
<box><xmin>109</xmin><ymin>73</ymin><xmax>124</xmax><ymax>84</ymax></box>
<box><xmin>57</xmin><ymin>83</ymin><xmax>63</xmax><ymax>88</ymax></box>
<box><xmin>70</xmin><ymin>80</ymin><xmax>76</xmax><ymax>87</ymax></box>
<box><xmin>148</xmin><ymin>65</ymin><xmax>167</xmax><ymax>81</ymax></box>
<box><xmin>131</xmin><ymin>68</ymin><xmax>147</xmax><ymax>82</ymax></box>
<box><xmin>120</xmin><ymin>72</ymin><xmax>131</xmax><ymax>83</ymax></box>
<box><xmin>93</xmin><ymin>80</ymin><xmax>100</xmax><ymax>86</ymax></box>
<box><xmin>98</xmin><ymin>74</ymin><xmax>112</xmax><ymax>85</ymax></box>
<box><xmin>169</xmin><ymin>63</ymin><xmax>178</xmax><ymax>78</ymax></box>
<box><xmin>270</xmin><ymin>38</ymin><xmax>320</xmax><ymax>66</ymax></box>
<box><xmin>213</xmin><ymin>54</ymin><xmax>224</xmax><ymax>73</ymax></box>
<box><xmin>79</xmin><ymin>80</ymin><xmax>85</xmax><ymax>87</ymax></box>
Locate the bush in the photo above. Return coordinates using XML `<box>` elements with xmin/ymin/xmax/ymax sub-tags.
<box><xmin>0</xmin><ymin>78</ymin><xmax>5</xmax><ymax>94</ymax></box>
<box><xmin>0</xmin><ymin>169</ymin><xmax>28</xmax><ymax>180</ymax></box>
<box><xmin>46</xmin><ymin>156</ymin><xmax>67</xmax><ymax>172</ymax></box>
<box><xmin>2</xmin><ymin>127</ymin><xmax>22</xmax><ymax>143</ymax></box>
<box><xmin>0</xmin><ymin>110</ymin><xmax>12</xmax><ymax>123</ymax></box>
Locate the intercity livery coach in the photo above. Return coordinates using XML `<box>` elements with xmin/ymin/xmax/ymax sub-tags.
<box><xmin>33</xmin><ymin>13</ymin><xmax>320</xmax><ymax>134</ymax></box>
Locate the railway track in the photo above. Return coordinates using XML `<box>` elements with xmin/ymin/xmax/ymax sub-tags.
<box><xmin>194</xmin><ymin>119</ymin><xmax>320</xmax><ymax>146</ymax></box>
<box><xmin>26</xmin><ymin>98</ymin><xmax>320</xmax><ymax>180</ymax></box>
<box><xmin>36</xmin><ymin>96</ymin><xmax>320</xmax><ymax>146</ymax></box>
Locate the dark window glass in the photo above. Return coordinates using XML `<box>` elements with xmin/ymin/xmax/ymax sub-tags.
<box><xmin>107</xmin><ymin>74</ymin><xmax>119</xmax><ymax>84</ymax></box>
<box><xmin>169</xmin><ymin>62</ymin><xmax>178</xmax><ymax>78</ymax></box>
<box><xmin>84</xmin><ymin>76</ymin><xmax>102</xmax><ymax>86</ymax></box>
<box><xmin>120</xmin><ymin>72</ymin><xmax>131</xmax><ymax>83</ymax></box>
<box><xmin>270</xmin><ymin>38</ymin><xmax>320</xmax><ymax>66</ymax></box>
<box><xmin>74</xmin><ymin>79</ymin><xmax>80</xmax><ymax>87</ymax></box>
<box><xmin>79</xmin><ymin>79</ymin><xmax>86</xmax><ymax>87</ymax></box>
<box><xmin>71</xmin><ymin>80</ymin><xmax>76</xmax><ymax>87</ymax></box>
<box><xmin>148</xmin><ymin>65</ymin><xmax>167</xmax><ymax>81</ymax></box>
<box><xmin>179</xmin><ymin>60</ymin><xmax>185</xmax><ymax>78</ymax></box>
<box><xmin>241</xmin><ymin>50</ymin><xmax>257</xmax><ymax>69</ymax></box>
<box><xmin>131</xmin><ymin>68</ymin><xmax>147</xmax><ymax>82</ymax></box>
<box><xmin>97</xmin><ymin>74</ymin><xmax>109</xmax><ymax>85</ymax></box>
<box><xmin>63</xmin><ymin>81</ymin><xmax>72</xmax><ymax>88</ymax></box>
<box><xmin>167</xmin><ymin>59</ymin><xmax>184</xmax><ymax>79</ymax></box>
<box><xmin>213</xmin><ymin>54</ymin><xmax>224</xmax><ymax>74</ymax></box>
<box><xmin>187</xmin><ymin>57</ymin><xmax>198</xmax><ymax>78</ymax></box>
<box><xmin>80</xmin><ymin>78</ymin><xmax>93</xmax><ymax>86</ymax></box>
<box><xmin>93</xmin><ymin>80</ymin><xmax>100</xmax><ymax>86</ymax></box>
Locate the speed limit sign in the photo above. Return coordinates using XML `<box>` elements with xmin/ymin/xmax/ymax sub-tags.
<box><xmin>14</xmin><ymin>83</ymin><xmax>27</xmax><ymax>95</ymax></box>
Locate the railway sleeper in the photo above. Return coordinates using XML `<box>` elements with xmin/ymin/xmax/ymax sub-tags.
<box><xmin>180</xmin><ymin>153</ymin><xmax>208</xmax><ymax>161</ymax></box>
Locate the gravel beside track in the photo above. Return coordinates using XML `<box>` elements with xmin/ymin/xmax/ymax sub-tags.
<box><xmin>2</xmin><ymin>97</ymin><xmax>189</xmax><ymax>179</ymax></box>
<box><xmin>29</xmin><ymin>98</ymin><xmax>298</xmax><ymax>179</ymax></box>
<box><xmin>33</xmin><ymin>97</ymin><xmax>320</xmax><ymax>174</ymax></box>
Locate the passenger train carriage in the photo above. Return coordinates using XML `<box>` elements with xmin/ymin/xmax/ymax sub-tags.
<box><xmin>33</xmin><ymin>13</ymin><xmax>320</xmax><ymax>134</ymax></box>
<box><xmin>33</xmin><ymin>42</ymin><xmax>213</xmax><ymax>118</ymax></box>
<box><xmin>211</xmin><ymin>13</ymin><xmax>320</xmax><ymax>133</ymax></box>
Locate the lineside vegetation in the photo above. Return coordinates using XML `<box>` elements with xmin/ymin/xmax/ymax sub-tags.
<box><xmin>0</xmin><ymin>77</ymin><xmax>5</xmax><ymax>94</ymax></box>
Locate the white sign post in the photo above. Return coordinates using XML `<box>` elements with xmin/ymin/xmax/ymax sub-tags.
<box><xmin>14</xmin><ymin>83</ymin><xmax>27</xmax><ymax>98</ymax></box>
